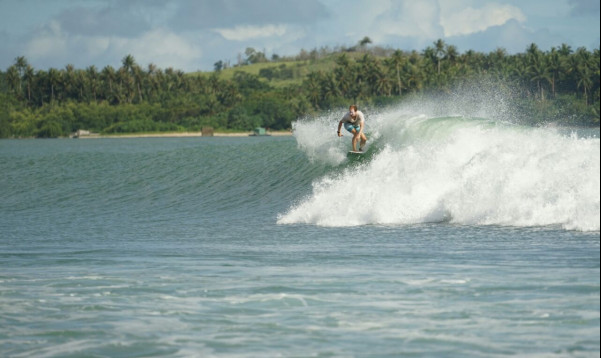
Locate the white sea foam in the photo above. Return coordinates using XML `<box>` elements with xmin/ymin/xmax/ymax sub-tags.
<box><xmin>292</xmin><ymin>111</ymin><xmax>349</xmax><ymax>165</ymax></box>
<box><xmin>281</xmin><ymin>100</ymin><xmax>600</xmax><ymax>231</ymax></box>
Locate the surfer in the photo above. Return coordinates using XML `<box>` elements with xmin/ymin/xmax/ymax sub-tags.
<box><xmin>337</xmin><ymin>104</ymin><xmax>367</xmax><ymax>152</ymax></box>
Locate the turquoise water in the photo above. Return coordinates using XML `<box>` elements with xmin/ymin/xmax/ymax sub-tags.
<box><xmin>1</xmin><ymin>113</ymin><xmax>599</xmax><ymax>357</ymax></box>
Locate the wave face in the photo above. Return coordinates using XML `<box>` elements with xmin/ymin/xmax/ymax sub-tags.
<box><xmin>279</xmin><ymin>101</ymin><xmax>600</xmax><ymax>231</ymax></box>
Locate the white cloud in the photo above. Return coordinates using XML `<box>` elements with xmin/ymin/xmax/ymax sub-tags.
<box><xmin>440</xmin><ymin>3</ymin><xmax>527</xmax><ymax>37</ymax></box>
<box><xmin>115</xmin><ymin>28</ymin><xmax>203</xmax><ymax>69</ymax></box>
<box><xmin>3</xmin><ymin>0</ymin><xmax>597</xmax><ymax>72</ymax></box>
<box><xmin>213</xmin><ymin>24</ymin><xmax>287</xmax><ymax>41</ymax></box>
<box><xmin>369</xmin><ymin>0</ymin><xmax>443</xmax><ymax>42</ymax></box>
<box><xmin>24</xmin><ymin>21</ymin><xmax>68</xmax><ymax>60</ymax></box>
<box><xmin>23</xmin><ymin>22</ymin><xmax>203</xmax><ymax>71</ymax></box>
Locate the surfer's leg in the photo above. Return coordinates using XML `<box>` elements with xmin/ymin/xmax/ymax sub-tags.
<box><xmin>351</xmin><ymin>129</ymin><xmax>359</xmax><ymax>151</ymax></box>
<box><xmin>359</xmin><ymin>133</ymin><xmax>367</xmax><ymax>151</ymax></box>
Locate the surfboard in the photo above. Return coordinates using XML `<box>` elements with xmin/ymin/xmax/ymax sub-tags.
<box><xmin>348</xmin><ymin>151</ymin><xmax>363</xmax><ymax>155</ymax></box>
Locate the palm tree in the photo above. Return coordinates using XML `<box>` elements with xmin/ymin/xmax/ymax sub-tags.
<box><xmin>33</xmin><ymin>69</ymin><xmax>48</xmax><ymax>106</ymax></box>
<box><xmin>73</xmin><ymin>68</ymin><xmax>86</xmax><ymax>101</ymax></box>
<box><xmin>132</xmin><ymin>65</ymin><xmax>144</xmax><ymax>102</ymax></box>
<box><xmin>117</xmin><ymin>67</ymin><xmax>134</xmax><ymax>103</ymax></box>
<box><xmin>101</xmin><ymin>65</ymin><xmax>116</xmax><ymax>103</ymax></box>
<box><xmin>389</xmin><ymin>50</ymin><xmax>405</xmax><ymax>96</ymax></box>
<box><xmin>375</xmin><ymin>72</ymin><xmax>392</xmax><ymax>96</ymax></box>
<box><xmin>47</xmin><ymin>68</ymin><xmax>61</xmax><ymax>103</ymax></box>
<box><xmin>146</xmin><ymin>63</ymin><xmax>159</xmax><ymax>101</ymax></box>
<box><xmin>63</xmin><ymin>64</ymin><xmax>76</xmax><ymax>100</ymax></box>
<box><xmin>357</xmin><ymin>53</ymin><xmax>382</xmax><ymax>96</ymax></box>
<box><xmin>334</xmin><ymin>54</ymin><xmax>355</xmax><ymax>99</ymax></box>
<box><xmin>122</xmin><ymin>54</ymin><xmax>136</xmax><ymax>73</ymax></box>
<box><xmin>526</xmin><ymin>44</ymin><xmax>550</xmax><ymax>100</ymax></box>
<box><xmin>319</xmin><ymin>71</ymin><xmax>340</xmax><ymax>104</ymax></box>
<box><xmin>304</xmin><ymin>72</ymin><xmax>322</xmax><ymax>109</ymax></box>
<box><xmin>24</xmin><ymin>65</ymin><xmax>35</xmax><ymax>103</ymax></box>
<box><xmin>434</xmin><ymin>39</ymin><xmax>446</xmax><ymax>75</ymax></box>
<box><xmin>120</xmin><ymin>55</ymin><xmax>137</xmax><ymax>103</ymax></box>
<box><xmin>445</xmin><ymin>45</ymin><xmax>459</xmax><ymax>67</ymax></box>
<box><xmin>14</xmin><ymin>56</ymin><xmax>28</xmax><ymax>93</ymax></box>
<box><xmin>574</xmin><ymin>47</ymin><xmax>593</xmax><ymax>105</ymax></box>
<box><xmin>557</xmin><ymin>43</ymin><xmax>572</xmax><ymax>57</ymax></box>
<box><xmin>5</xmin><ymin>66</ymin><xmax>20</xmax><ymax>95</ymax></box>
<box><xmin>86</xmin><ymin>66</ymin><xmax>99</xmax><ymax>103</ymax></box>
<box><xmin>547</xmin><ymin>48</ymin><xmax>563</xmax><ymax>97</ymax></box>
<box><xmin>576</xmin><ymin>65</ymin><xmax>592</xmax><ymax>105</ymax></box>
<box><xmin>358</xmin><ymin>36</ymin><xmax>372</xmax><ymax>51</ymax></box>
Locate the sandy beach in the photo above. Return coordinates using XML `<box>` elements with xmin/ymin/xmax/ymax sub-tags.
<box><xmin>76</xmin><ymin>131</ymin><xmax>293</xmax><ymax>139</ymax></box>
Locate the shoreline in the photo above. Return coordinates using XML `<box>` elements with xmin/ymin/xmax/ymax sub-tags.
<box><xmin>73</xmin><ymin>131</ymin><xmax>293</xmax><ymax>139</ymax></box>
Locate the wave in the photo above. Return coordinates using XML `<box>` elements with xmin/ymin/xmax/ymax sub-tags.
<box><xmin>279</xmin><ymin>102</ymin><xmax>600</xmax><ymax>232</ymax></box>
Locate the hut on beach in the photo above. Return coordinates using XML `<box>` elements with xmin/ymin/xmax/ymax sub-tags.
<box><xmin>250</xmin><ymin>127</ymin><xmax>270</xmax><ymax>136</ymax></box>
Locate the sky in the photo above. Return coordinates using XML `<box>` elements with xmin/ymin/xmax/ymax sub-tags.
<box><xmin>0</xmin><ymin>0</ymin><xmax>599</xmax><ymax>73</ymax></box>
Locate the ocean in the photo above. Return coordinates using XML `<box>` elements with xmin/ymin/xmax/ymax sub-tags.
<box><xmin>1</xmin><ymin>105</ymin><xmax>599</xmax><ymax>357</ymax></box>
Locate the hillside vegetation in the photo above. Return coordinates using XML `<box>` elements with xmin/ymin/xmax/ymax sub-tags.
<box><xmin>0</xmin><ymin>39</ymin><xmax>599</xmax><ymax>138</ymax></box>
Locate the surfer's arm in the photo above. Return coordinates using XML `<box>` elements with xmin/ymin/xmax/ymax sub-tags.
<box><xmin>337</xmin><ymin>120</ymin><xmax>343</xmax><ymax>136</ymax></box>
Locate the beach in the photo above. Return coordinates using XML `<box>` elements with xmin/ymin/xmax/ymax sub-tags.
<box><xmin>73</xmin><ymin>130</ymin><xmax>293</xmax><ymax>139</ymax></box>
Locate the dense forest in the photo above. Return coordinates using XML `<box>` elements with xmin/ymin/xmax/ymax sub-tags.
<box><xmin>0</xmin><ymin>38</ymin><xmax>599</xmax><ymax>138</ymax></box>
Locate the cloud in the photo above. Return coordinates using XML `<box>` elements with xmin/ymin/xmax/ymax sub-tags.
<box><xmin>568</xmin><ymin>0</ymin><xmax>600</xmax><ymax>16</ymax></box>
<box><xmin>2</xmin><ymin>0</ymin><xmax>598</xmax><ymax>72</ymax></box>
<box><xmin>114</xmin><ymin>28</ymin><xmax>203</xmax><ymax>70</ymax></box>
<box><xmin>23</xmin><ymin>21</ymin><xmax>69</xmax><ymax>61</ymax></box>
<box><xmin>448</xmin><ymin>19</ymin><xmax>566</xmax><ymax>54</ymax></box>
<box><xmin>55</xmin><ymin>4</ymin><xmax>152</xmax><ymax>37</ymax></box>
<box><xmin>170</xmin><ymin>0</ymin><xmax>328</xmax><ymax>30</ymax></box>
<box><xmin>370</xmin><ymin>0</ymin><xmax>443</xmax><ymax>41</ymax></box>
<box><xmin>440</xmin><ymin>3</ymin><xmax>527</xmax><ymax>37</ymax></box>
<box><xmin>22</xmin><ymin>20</ymin><xmax>202</xmax><ymax>71</ymax></box>
<box><xmin>213</xmin><ymin>24</ymin><xmax>287</xmax><ymax>41</ymax></box>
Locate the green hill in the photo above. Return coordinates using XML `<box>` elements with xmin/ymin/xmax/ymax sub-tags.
<box><xmin>193</xmin><ymin>51</ymin><xmax>377</xmax><ymax>88</ymax></box>
<box><xmin>1</xmin><ymin>42</ymin><xmax>599</xmax><ymax>138</ymax></box>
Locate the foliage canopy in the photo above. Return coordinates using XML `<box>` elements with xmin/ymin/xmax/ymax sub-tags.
<box><xmin>0</xmin><ymin>40</ymin><xmax>599</xmax><ymax>138</ymax></box>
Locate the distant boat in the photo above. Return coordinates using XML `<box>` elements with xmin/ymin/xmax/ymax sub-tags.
<box><xmin>249</xmin><ymin>127</ymin><xmax>271</xmax><ymax>136</ymax></box>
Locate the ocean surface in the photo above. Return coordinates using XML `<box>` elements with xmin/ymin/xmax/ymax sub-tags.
<box><xmin>1</xmin><ymin>105</ymin><xmax>600</xmax><ymax>357</ymax></box>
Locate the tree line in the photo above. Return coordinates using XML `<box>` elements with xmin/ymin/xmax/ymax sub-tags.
<box><xmin>0</xmin><ymin>39</ymin><xmax>599</xmax><ymax>138</ymax></box>
<box><xmin>297</xmin><ymin>41</ymin><xmax>599</xmax><ymax>122</ymax></box>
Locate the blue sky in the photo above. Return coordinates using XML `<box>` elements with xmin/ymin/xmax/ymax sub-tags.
<box><xmin>0</xmin><ymin>0</ymin><xmax>599</xmax><ymax>72</ymax></box>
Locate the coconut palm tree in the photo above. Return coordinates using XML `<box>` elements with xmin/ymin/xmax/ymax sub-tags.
<box><xmin>86</xmin><ymin>66</ymin><xmax>99</xmax><ymax>103</ymax></box>
<box><xmin>14</xmin><ymin>56</ymin><xmax>28</xmax><ymax>93</ymax></box>
<box><xmin>5</xmin><ymin>66</ymin><xmax>20</xmax><ymax>95</ymax></box>
<box><xmin>434</xmin><ymin>39</ymin><xmax>446</xmax><ymax>75</ymax></box>
<box><xmin>547</xmin><ymin>47</ymin><xmax>563</xmax><ymax>97</ymax></box>
<box><xmin>63</xmin><ymin>64</ymin><xmax>76</xmax><ymax>100</ymax></box>
<box><xmin>120</xmin><ymin>55</ymin><xmax>138</xmax><ymax>103</ymax></box>
<box><xmin>304</xmin><ymin>72</ymin><xmax>322</xmax><ymax>109</ymax></box>
<box><xmin>576</xmin><ymin>66</ymin><xmax>592</xmax><ymax>105</ymax></box>
<box><xmin>389</xmin><ymin>50</ymin><xmax>405</xmax><ymax>96</ymax></box>
<box><xmin>358</xmin><ymin>36</ymin><xmax>372</xmax><ymax>51</ymax></box>
<box><xmin>23</xmin><ymin>65</ymin><xmax>35</xmax><ymax>103</ymax></box>
<box><xmin>526</xmin><ymin>44</ymin><xmax>550</xmax><ymax>100</ymax></box>
<box><xmin>101</xmin><ymin>65</ymin><xmax>116</xmax><ymax>103</ymax></box>
<box><xmin>334</xmin><ymin>54</ymin><xmax>355</xmax><ymax>99</ymax></box>
<box><xmin>47</xmin><ymin>68</ymin><xmax>61</xmax><ymax>103</ymax></box>
<box><xmin>132</xmin><ymin>65</ymin><xmax>144</xmax><ymax>102</ymax></box>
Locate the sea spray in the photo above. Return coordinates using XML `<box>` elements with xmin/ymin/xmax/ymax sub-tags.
<box><xmin>281</xmin><ymin>105</ymin><xmax>600</xmax><ymax>231</ymax></box>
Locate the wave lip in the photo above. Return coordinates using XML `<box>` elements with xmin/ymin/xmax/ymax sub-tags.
<box><xmin>280</xmin><ymin>113</ymin><xmax>600</xmax><ymax>232</ymax></box>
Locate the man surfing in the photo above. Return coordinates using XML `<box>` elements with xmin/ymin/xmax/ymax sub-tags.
<box><xmin>337</xmin><ymin>104</ymin><xmax>367</xmax><ymax>152</ymax></box>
